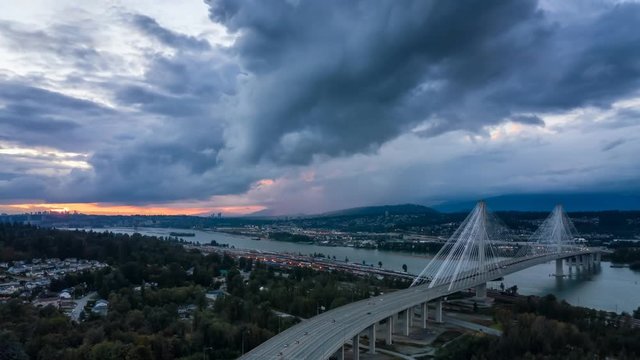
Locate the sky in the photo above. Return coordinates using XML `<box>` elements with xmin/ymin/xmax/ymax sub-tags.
<box><xmin>0</xmin><ymin>0</ymin><xmax>639</xmax><ymax>216</ymax></box>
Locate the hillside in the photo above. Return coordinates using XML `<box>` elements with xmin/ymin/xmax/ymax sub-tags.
<box><xmin>319</xmin><ymin>203</ymin><xmax>438</xmax><ymax>217</ymax></box>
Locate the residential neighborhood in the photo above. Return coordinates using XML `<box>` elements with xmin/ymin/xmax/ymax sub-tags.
<box><xmin>0</xmin><ymin>258</ymin><xmax>109</xmax><ymax>319</ymax></box>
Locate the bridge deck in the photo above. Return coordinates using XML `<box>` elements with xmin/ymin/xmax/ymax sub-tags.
<box><xmin>240</xmin><ymin>250</ymin><xmax>597</xmax><ymax>359</ymax></box>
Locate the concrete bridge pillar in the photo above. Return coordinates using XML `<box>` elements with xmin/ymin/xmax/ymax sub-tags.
<box><xmin>421</xmin><ymin>302</ymin><xmax>428</xmax><ymax>328</ymax></box>
<box><xmin>335</xmin><ymin>345</ymin><xmax>344</xmax><ymax>360</ymax></box>
<box><xmin>435</xmin><ymin>299</ymin><xmax>443</xmax><ymax>323</ymax></box>
<box><xmin>367</xmin><ymin>324</ymin><xmax>376</xmax><ymax>354</ymax></box>
<box><xmin>555</xmin><ymin>258</ymin><xmax>564</xmax><ymax>277</ymax></box>
<box><xmin>352</xmin><ymin>334</ymin><xmax>360</xmax><ymax>360</ymax></box>
<box><xmin>596</xmin><ymin>252</ymin><xmax>601</xmax><ymax>265</ymax></box>
<box><xmin>402</xmin><ymin>309</ymin><xmax>410</xmax><ymax>336</ymax></box>
<box><xmin>408</xmin><ymin>306</ymin><xmax>414</xmax><ymax>328</ymax></box>
<box><xmin>571</xmin><ymin>256</ymin><xmax>580</xmax><ymax>272</ymax></box>
<box><xmin>385</xmin><ymin>316</ymin><xmax>393</xmax><ymax>345</ymax></box>
<box><xmin>476</xmin><ymin>282</ymin><xmax>487</xmax><ymax>298</ymax></box>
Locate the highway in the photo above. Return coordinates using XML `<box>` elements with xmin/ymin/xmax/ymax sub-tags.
<box><xmin>240</xmin><ymin>249</ymin><xmax>597</xmax><ymax>360</ymax></box>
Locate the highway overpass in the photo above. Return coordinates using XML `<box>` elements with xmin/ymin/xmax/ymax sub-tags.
<box><xmin>241</xmin><ymin>249</ymin><xmax>602</xmax><ymax>359</ymax></box>
<box><xmin>241</xmin><ymin>203</ymin><xmax>603</xmax><ymax>359</ymax></box>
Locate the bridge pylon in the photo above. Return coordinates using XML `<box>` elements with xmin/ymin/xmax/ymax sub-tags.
<box><xmin>531</xmin><ymin>204</ymin><xmax>578</xmax><ymax>253</ymax></box>
<box><xmin>411</xmin><ymin>201</ymin><xmax>511</xmax><ymax>293</ymax></box>
<box><xmin>518</xmin><ymin>204</ymin><xmax>585</xmax><ymax>276</ymax></box>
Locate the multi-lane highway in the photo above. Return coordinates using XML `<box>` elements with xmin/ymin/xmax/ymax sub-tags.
<box><xmin>240</xmin><ymin>249</ymin><xmax>597</xmax><ymax>360</ymax></box>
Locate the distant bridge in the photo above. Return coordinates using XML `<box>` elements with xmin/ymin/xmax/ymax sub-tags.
<box><xmin>241</xmin><ymin>203</ymin><xmax>604</xmax><ymax>359</ymax></box>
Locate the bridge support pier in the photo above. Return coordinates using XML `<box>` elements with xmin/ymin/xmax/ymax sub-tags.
<box><xmin>422</xmin><ymin>302</ymin><xmax>428</xmax><ymax>328</ymax></box>
<box><xmin>435</xmin><ymin>299</ymin><xmax>443</xmax><ymax>323</ymax></box>
<box><xmin>570</xmin><ymin>255</ymin><xmax>582</xmax><ymax>272</ymax></box>
<box><xmin>408</xmin><ymin>306</ymin><xmax>414</xmax><ymax>328</ymax></box>
<box><xmin>585</xmin><ymin>254</ymin><xmax>590</xmax><ymax>270</ymax></box>
<box><xmin>555</xmin><ymin>259</ymin><xmax>564</xmax><ymax>277</ymax></box>
<box><xmin>385</xmin><ymin>316</ymin><xmax>393</xmax><ymax>345</ymax></box>
<box><xmin>352</xmin><ymin>334</ymin><xmax>360</xmax><ymax>360</ymax></box>
<box><xmin>367</xmin><ymin>324</ymin><xmax>376</xmax><ymax>354</ymax></box>
<box><xmin>475</xmin><ymin>283</ymin><xmax>487</xmax><ymax>299</ymax></box>
<box><xmin>402</xmin><ymin>309</ymin><xmax>410</xmax><ymax>336</ymax></box>
<box><xmin>335</xmin><ymin>345</ymin><xmax>344</xmax><ymax>360</ymax></box>
<box><xmin>596</xmin><ymin>252</ymin><xmax>601</xmax><ymax>265</ymax></box>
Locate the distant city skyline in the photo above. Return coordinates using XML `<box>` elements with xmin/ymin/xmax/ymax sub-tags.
<box><xmin>1</xmin><ymin>0</ymin><xmax>639</xmax><ymax>216</ymax></box>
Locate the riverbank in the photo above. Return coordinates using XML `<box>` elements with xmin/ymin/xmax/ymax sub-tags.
<box><xmin>70</xmin><ymin>227</ymin><xmax>640</xmax><ymax>313</ymax></box>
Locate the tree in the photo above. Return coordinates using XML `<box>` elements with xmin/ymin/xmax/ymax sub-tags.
<box><xmin>0</xmin><ymin>330</ymin><xmax>28</xmax><ymax>360</ymax></box>
<box><xmin>126</xmin><ymin>345</ymin><xmax>153</xmax><ymax>360</ymax></box>
<box><xmin>402</xmin><ymin>264</ymin><xmax>408</xmax><ymax>272</ymax></box>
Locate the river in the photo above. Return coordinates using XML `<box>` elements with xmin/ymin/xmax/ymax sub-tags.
<box><xmin>80</xmin><ymin>227</ymin><xmax>640</xmax><ymax>314</ymax></box>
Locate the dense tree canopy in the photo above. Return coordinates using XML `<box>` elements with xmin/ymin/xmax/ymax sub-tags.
<box><xmin>0</xmin><ymin>223</ymin><xmax>396</xmax><ymax>359</ymax></box>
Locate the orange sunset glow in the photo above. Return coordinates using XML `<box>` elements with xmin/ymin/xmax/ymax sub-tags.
<box><xmin>2</xmin><ymin>203</ymin><xmax>266</xmax><ymax>216</ymax></box>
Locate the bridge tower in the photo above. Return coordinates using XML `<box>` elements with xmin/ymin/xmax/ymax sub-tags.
<box><xmin>529</xmin><ymin>204</ymin><xmax>579</xmax><ymax>277</ymax></box>
<box><xmin>411</xmin><ymin>201</ymin><xmax>510</xmax><ymax>300</ymax></box>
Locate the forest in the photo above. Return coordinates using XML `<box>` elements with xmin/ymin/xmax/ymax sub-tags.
<box><xmin>607</xmin><ymin>247</ymin><xmax>640</xmax><ymax>270</ymax></box>
<box><xmin>437</xmin><ymin>294</ymin><xmax>640</xmax><ymax>359</ymax></box>
<box><xmin>0</xmin><ymin>223</ymin><xmax>397</xmax><ymax>359</ymax></box>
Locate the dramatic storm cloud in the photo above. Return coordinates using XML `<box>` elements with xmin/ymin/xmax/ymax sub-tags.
<box><xmin>0</xmin><ymin>0</ymin><xmax>639</xmax><ymax>214</ymax></box>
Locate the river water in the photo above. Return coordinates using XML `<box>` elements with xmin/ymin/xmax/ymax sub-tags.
<box><xmin>82</xmin><ymin>227</ymin><xmax>640</xmax><ymax>313</ymax></box>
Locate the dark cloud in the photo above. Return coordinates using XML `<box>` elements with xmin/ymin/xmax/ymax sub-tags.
<box><xmin>205</xmin><ymin>0</ymin><xmax>640</xmax><ymax>165</ymax></box>
<box><xmin>129</xmin><ymin>14</ymin><xmax>212</xmax><ymax>51</ymax></box>
<box><xmin>510</xmin><ymin>115</ymin><xmax>545</xmax><ymax>127</ymax></box>
<box><xmin>0</xmin><ymin>11</ymin><xmax>244</xmax><ymax>203</ymax></box>
<box><xmin>114</xmin><ymin>53</ymin><xmax>237</xmax><ymax>117</ymax></box>
<box><xmin>2</xmin><ymin>2</ymin><xmax>640</xmax><ymax>210</ymax></box>
<box><xmin>602</xmin><ymin>138</ymin><xmax>627</xmax><ymax>152</ymax></box>
<box><xmin>602</xmin><ymin>109</ymin><xmax>640</xmax><ymax>129</ymax></box>
<box><xmin>91</xmin><ymin>20</ymin><xmax>242</xmax><ymax>202</ymax></box>
<box><xmin>0</xmin><ymin>20</ymin><xmax>107</xmax><ymax>71</ymax></box>
<box><xmin>0</xmin><ymin>82</ymin><xmax>115</xmax><ymax>150</ymax></box>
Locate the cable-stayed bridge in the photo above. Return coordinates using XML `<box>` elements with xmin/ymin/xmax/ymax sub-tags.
<box><xmin>241</xmin><ymin>202</ymin><xmax>603</xmax><ymax>360</ymax></box>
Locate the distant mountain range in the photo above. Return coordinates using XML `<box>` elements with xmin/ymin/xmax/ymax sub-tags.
<box><xmin>244</xmin><ymin>192</ymin><xmax>640</xmax><ymax>218</ymax></box>
<box><xmin>432</xmin><ymin>193</ymin><xmax>640</xmax><ymax>212</ymax></box>
<box><xmin>318</xmin><ymin>203</ymin><xmax>438</xmax><ymax>217</ymax></box>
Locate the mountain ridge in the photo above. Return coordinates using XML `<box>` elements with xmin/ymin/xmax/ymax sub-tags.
<box><xmin>433</xmin><ymin>193</ymin><xmax>640</xmax><ymax>212</ymax></box>
<box><xmin>318</xmin><ymin>203</ymin><xmax>438</xmax><ymax>217</ymax></box>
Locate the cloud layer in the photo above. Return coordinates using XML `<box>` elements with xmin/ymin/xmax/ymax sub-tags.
<box><xmin>0</xmin><ymin>0</ymin><xmax>639</xmax><ymax>214</ymax></box>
